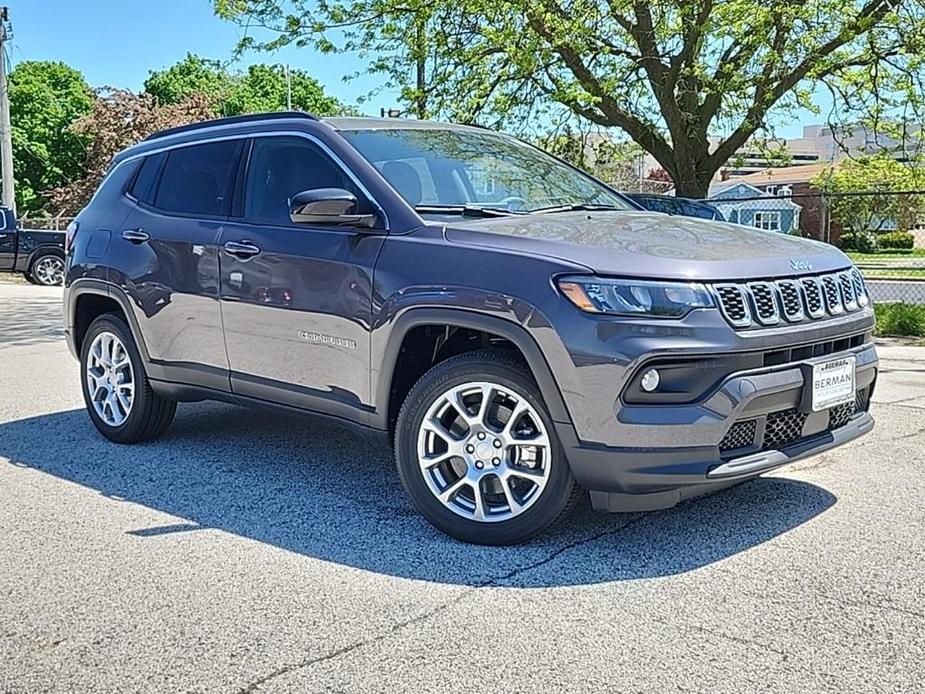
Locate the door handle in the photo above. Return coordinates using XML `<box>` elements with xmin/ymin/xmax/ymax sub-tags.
<box><xmin>122</xmin><ymin>229</ymin><xmax>150</xmax><ymax>244</ymax></box>
<box><xmin>223</xmin><ymin>241</ymin><xmax>261</xmax><ymax>259</ymax></box>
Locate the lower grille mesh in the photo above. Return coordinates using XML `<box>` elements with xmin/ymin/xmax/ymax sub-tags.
<box><xmin>720</xmin><ymin>387</ymin><xmax>869</xmax><ymax>457</ymax></box>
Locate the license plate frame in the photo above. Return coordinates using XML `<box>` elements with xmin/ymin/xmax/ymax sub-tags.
<box><xmin>807</xmin><ymin>355</ymin><xmax>857</xmax><ymax>412</ymax></box>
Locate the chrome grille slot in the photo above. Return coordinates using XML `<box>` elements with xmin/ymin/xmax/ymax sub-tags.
<box><xmin>747</xmin><ymin>282</ymin><xmax>780</xmax><ymax>325</ymax></box>
<box><xmin>839</xmin><ymin>271</ymin><xmax>858</xmax><ymax>310</ymax></box>
<box><xmin>776</xmin><ymin>280</ymin><xmax>805</xmax><ymax>322</ymax></box>
<box><xmin>851</xmin><ymin>268</ymin><xmax>869</xmax><ymax>307</ymax></box>
<box><xmin>822</xmin><ymin>275</ymin><xmax>844</xmax><ymax>315</ymax></box>
<box><xmin>713</xmin><ymin>284</ymin><xmax>751</xmax><ymax>327</ymax></box>
<box><xmin>801</xmin><ymin>277</ymin><xmax>825</xmax><ymax>318</ymax></box>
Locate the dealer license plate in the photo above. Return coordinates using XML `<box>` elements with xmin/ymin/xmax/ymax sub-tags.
<box><xmin>811</xmin><ymin>356</ymin><xmax>856</xmax><ymax>411</ymax></box>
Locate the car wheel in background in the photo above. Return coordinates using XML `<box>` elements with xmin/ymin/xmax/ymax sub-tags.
<box><xmin>28</xmin><ymin>253</ymin><xmax>66</xmax><ymax>286</ymax></box>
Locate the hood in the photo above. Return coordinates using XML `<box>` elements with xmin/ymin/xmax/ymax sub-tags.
<box><xmin>445</xmin><ymin>211</ymin><xmax>850</xmax><ymax>281</ymax></box>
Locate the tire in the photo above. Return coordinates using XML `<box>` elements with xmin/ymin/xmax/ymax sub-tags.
<box><xmin>80</xmin><ymin>314</ymin><xmax>176</xmax><ymax>443</ymax></box>
<box><xmin>28</xmin><ymin>252</ymin><xmax>66</xmax><ymax>286</ymax></box>
<box><xmin>395</xmin><ymin>348</ymin><xmax>579</xmax><ymax>545</ymax></box>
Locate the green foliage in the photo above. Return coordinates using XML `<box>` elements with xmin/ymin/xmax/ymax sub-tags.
<box><xmin>875</xmin><ymin>302</ymin><xmax>925</xmax><ymax>337</ymax></box>
<box><xmin>878</xmin><ymin>231</ymin><xmax>916</xmax><ymax>250</ymax></box>
<box><xmin>9</xmin><ymin>61</ymin><xmax>94</xmax><ymax>214</ymax></box>
<box><xmin>144</xmin><ymin>54</ymin><xmax>353</xmax><ymax>117</ymax></box>
<box><xmin>213</xmin><ymin>0</ymin><xmax>925</xmax><ymax>197</ymax></box>
<box><xmin>813</xmin><ymin>156</ymin><xmax>925</xmax><ymax>234</ymax></box>
<box><xmin>537</xmin><ymin>128</ymin><xmax>644</xmax><ymax>185</ymax></box>
<box><xmin>838</xmin><ymin>230</ymin><xmax>879</xmax><ymax>253</ymax></box>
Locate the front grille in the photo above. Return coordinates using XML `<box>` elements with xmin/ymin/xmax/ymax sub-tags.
<box><xmin>719</xmin><ymin>419</ymin><xmax>757</xmax><ymax>452</ymax></box>
<box><xmin>763</xmin><ymin>409</ymin><xmax>807</xmax><ymax>449</ymax></box>
<box><xmin>720</xmin><ymin>387</ymin><xmax>868</xmax><ymax>458</ymax></box>
<box><xmin>713</xmin><ymin>270</ymin><xmax>868</xmax><ymax>329</ymax></box>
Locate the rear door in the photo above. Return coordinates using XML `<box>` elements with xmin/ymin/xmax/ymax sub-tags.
<box><xmin>218</xmin><ymin>134</ymin><xmax>385</xmax><ymax>421</ymax></box>
<box><xmin>116</xmin><ymin>140</ymin><xmax>243</xmax><ymax>390</ymax></box>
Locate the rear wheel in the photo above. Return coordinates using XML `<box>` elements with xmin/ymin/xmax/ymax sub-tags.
<box><xmin>28</xmin><ymin>253</ymin><xmax>65</xmax><ymax>286</ymax></box>
<box><xmin>80</xmin><ymin>315</ymin><xmax>176</xmax><ymax>443</ymax></box>
<box><xmin>395</xmin><ymin>349</ymin><xmax>578</xmax><ymax>545</ymax></box>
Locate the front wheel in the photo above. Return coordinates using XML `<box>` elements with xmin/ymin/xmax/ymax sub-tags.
<box><xmin>395</xmin><ymin>349</ymin><xmax>578</xmax><ymax>545</ymax></box>
<box><xmin>28</xmin><ymin>253</ymin><xmax>66</xmax><ymax>286</ymax></box>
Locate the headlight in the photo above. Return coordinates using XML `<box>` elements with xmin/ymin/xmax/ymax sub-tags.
<box><xmin>557</xmin><ymin>276</ymin><xmax>714</xmax><ymax>317</ymax></box>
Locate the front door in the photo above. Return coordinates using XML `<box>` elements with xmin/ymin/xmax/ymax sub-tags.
<box><xmin>218</xmin><ymin>135</ymin><xmax>385</xmax><ymax>422</ymax></box>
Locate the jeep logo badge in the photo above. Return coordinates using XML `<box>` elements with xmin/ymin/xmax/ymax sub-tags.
<box><xmin>790</xmin><ymin>259</ymin><xmax>813</xmax><ymax>272</ymax></box>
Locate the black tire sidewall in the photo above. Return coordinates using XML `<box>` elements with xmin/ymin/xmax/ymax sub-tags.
<box><xmin>80</xmin><ymin>315</ymin><xmax>159</xmax><ymax>443</ymax></box>
<box><xmin>395</xmin><ymin>353</ymin><xmax>575</xmax><ymax>545</ymax></box>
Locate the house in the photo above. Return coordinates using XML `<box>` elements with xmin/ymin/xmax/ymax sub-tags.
<box><xmin>707</xmin><ymin>181</ymin><xmax>802</xmax><ymax>234</ymax></box>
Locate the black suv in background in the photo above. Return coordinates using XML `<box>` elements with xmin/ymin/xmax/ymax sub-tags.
<box><xmin>64</xmin><ymin>113</ymin><xmax>876</xmax><ymax>544</ymax></box>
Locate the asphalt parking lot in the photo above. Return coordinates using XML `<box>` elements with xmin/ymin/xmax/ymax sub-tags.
<box><xmin>1</xmin><ymin>280</ymin><xmax>923</xmax><ymax>694</ymax></box>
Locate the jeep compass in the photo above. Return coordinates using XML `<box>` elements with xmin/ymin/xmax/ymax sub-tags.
<box><xmin>64</xmin><ymin>112</ymin><xmax>876</xmax><ymax>544</ymax></box>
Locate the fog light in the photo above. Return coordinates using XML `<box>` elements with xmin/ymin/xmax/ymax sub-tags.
<box><xmin>641</xmin><ymin>368</ymin><xmax>660</xmax><ymax>392</ymax></box>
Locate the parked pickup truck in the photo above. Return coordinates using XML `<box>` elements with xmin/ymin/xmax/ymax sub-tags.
<box><xmin>0</xmin><ymin>206</ymin><xmax>67</xmax><ymax>285</ymax></box>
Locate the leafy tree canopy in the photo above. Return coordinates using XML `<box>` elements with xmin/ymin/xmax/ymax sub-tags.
<box><xmin>144</xmin><ymin>53</ymin><xmax>354</xmax><ymax>116</ymax></box>
<box><xmin>50</xmin><ymin>90</ymin><xmax>215</xmax><ymax>214</ymax></box>
<box><xmin>812</xmin><ymin>155</ymin><xmax>925</xmax><ymax>233</ymax></box>
<box><xmin>214</xmin><ymin>0</ymin><xmax>925</xmax><ymax>197</ymax></box>
<box><xmin>8</xmin><ymin>61</ymin><xmax>94</xmax><ymax>214</ymax></box>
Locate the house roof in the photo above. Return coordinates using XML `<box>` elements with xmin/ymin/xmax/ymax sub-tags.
<box><xmin>722</xmin><ymin>162</ymin><xmax>834</xmax><ymax>187</ymax></box>
<box><xmin>709</xmin><ymin>181</ymin><xmax>802</xmax><ymax>208</ymax></box>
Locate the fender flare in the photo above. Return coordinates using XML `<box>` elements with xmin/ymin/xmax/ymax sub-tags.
<box><xmin>20</xmin><ymin>244</ymin><xmax>65</xmax><ymax>274</ymax></box>
<box><xmin>66</xmin><ymin>279</ymin><xmax>152</xmax><ymax>363</ymax></box>
<box><xmin>373</xmin><ymin>307</ymin><xmax>573</xmax><ymax>429</ymax></box>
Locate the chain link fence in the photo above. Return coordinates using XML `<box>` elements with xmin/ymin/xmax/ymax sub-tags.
<box><xmin>702</xmin><ymin>189</ymin><xmax>925</xmax><ymax>305</ymax></box>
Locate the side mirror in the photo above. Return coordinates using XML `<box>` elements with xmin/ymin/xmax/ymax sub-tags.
<box><xmin>288</xmin><ymin>188</ymin><xmax>378</xmax><ymax>228</ymax></box>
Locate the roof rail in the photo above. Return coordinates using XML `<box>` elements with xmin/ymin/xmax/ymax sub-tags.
<box><xmin>143</xmin><ymin>111</ymin><xmax>319</xmax><ymax>142</ymax></box>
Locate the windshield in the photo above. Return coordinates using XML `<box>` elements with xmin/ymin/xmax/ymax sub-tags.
<box><xmin>339</xmin><ymin>127</ymin><xmax>633</xmax><ymax>217</ymax></box>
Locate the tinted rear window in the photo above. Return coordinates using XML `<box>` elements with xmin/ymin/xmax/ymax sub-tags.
<box><xmin>154</xmin><ymin>141</ymin><xmax>241</xmax><ymax>216</ymax></box>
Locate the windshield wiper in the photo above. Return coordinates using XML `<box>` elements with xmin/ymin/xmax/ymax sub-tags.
<box><xmin>532</xmin><ymin>203</ymin><xmax>623</xmax><ymax>214</ymax></box>
<box><xmin>414</xmin><ymin>204</ymin><xmax>521</xmax><ymax>218</ymax></box>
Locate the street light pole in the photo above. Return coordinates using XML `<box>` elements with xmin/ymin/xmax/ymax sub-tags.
<box><xmin>0</xmin><ymin>7</ymin><xmax>15</xmax><ymax>214</ymax></box>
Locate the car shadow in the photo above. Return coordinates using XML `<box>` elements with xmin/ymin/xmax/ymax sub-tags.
<box><xmin>0</xmin><ymin>403</ymin><xmax>837</xmax><ymax>587</ymax></box>
<box><xmin>0</xmin><ymin>291</ymin><xmax>65</xmax><ymax>347</ymax></box>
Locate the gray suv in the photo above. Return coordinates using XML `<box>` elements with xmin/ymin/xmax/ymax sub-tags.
<box><xmin>64</xmin><ymin>112</ymin><xmax>877</xmax><ymax>544</ymax></box>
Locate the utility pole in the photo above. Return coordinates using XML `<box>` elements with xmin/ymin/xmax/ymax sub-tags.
<box><xmin>284</xmin><ymin>64</ymin><xmax>291</xmax><ymax>111</ymax></box>
<box><xmin>0</xmin><ymin>7</ymin><xmax>14</xmax><ymax>214</ymax></box>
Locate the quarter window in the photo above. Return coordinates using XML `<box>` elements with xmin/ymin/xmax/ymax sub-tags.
<box><xmin>153</xmin><ymin>140</ymin><xmax>241</xmax><ymax>217</ymax></box>
<box><xmin>244</xmin><ymin>136</ymin><xmax>359</xmax><ymax>225</ymax></box>
<box><xmin>129</xmin><ymin>153</ymin><xmax>166</xmax><ymax>204</ymax></box>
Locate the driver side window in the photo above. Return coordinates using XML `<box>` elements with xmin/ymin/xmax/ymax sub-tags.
<box><xmin>244</xmin><ymin>136</ymin><xmax>359</xmax><ymax>225</ymax></box>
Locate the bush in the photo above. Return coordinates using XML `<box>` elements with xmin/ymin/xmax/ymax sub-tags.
<box><xmin>875</xmin><ymin>302</ymin><xmax>925</xmax><ymax>337</ymax></box>
<box><xmin>878</xmin><ymin>231</ymin><xmax>915</xmax><ymax>250</ymax></box>
<box><xmin>839</xmin><ymin>230</ymin><xmax>879</xmax><ymax>253</ymax></box>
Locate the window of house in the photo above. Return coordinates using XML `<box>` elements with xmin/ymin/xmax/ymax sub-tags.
<box><xmin>753</xmin><ymin>211</ymin><xmax>782</xmax><ymax>231</ymax></box>
<box><xmin>154</xmin><ymin>141</ymin><xmax>242</xmax><ymax>216</ymax></box>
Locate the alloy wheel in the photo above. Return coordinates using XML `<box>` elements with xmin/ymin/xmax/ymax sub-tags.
<box><xmin>86</xmin><ymin>331</ymin><xmax>135</xmax><ymax>427</ymax></box>
<box><xmin>416</xmin><ymin>381</ymin><xmax>552</xmax><ymax>522</ymax></box>
<box><xmin>33</xmin><ymin>256</ymin><xmax>65</xmax><ymax>285</ymax></box>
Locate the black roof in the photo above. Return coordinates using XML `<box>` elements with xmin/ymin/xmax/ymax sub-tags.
<box><xmin>143</xmin><ymin>111</ymin><xmax>319</xmax><ymax>142</ymax></box>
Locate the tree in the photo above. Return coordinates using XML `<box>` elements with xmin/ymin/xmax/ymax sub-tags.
<box><xmin>50</xmin><ymin>90</ymin><xmax>214</xmax><ymax>214</ymax></box>
<box><xmin>144</xmin><ymin>54</ymin><xmax>352</xmax><ymax>116</ymax></box>
<box><xmin>812</xmin><ymin>155</ymin><xmax>925</xmax><ymax>233</ymax></box>
<box><xmin>214</xmin><ymin>0</ymin><xmax>925</xmax><ymax>197</ymax></box>
<box><xmin>8</xmin><ymin>61</ymin><xmax>94</xmax><ymax>214</ymax></box>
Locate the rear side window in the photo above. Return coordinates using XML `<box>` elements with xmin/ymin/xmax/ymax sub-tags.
<box><xmin>129</xmin><ymin>153</ymin><xmax>165</xmax><ymax>204</ymax></box>
<box><xmin>154</xmin><ymin>140</ymin><xmax>241</xmax><ymax>217</ymax></box>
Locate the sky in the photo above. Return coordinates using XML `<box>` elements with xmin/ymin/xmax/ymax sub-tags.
<box><xmin>7</xmin><ymin>0</ymin><xmax>400</xmax><ymax>115</ymax></box>
<box><xmin>7</xmin><ymin>0</ymin><xmax>817</xmax><ymax>138</ymax></box>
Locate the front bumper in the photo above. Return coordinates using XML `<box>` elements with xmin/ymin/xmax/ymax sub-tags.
<box><xmin>558</xmin><ymin>341</ymin><xmax>877</xmax><ymax>512</ymax></box>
